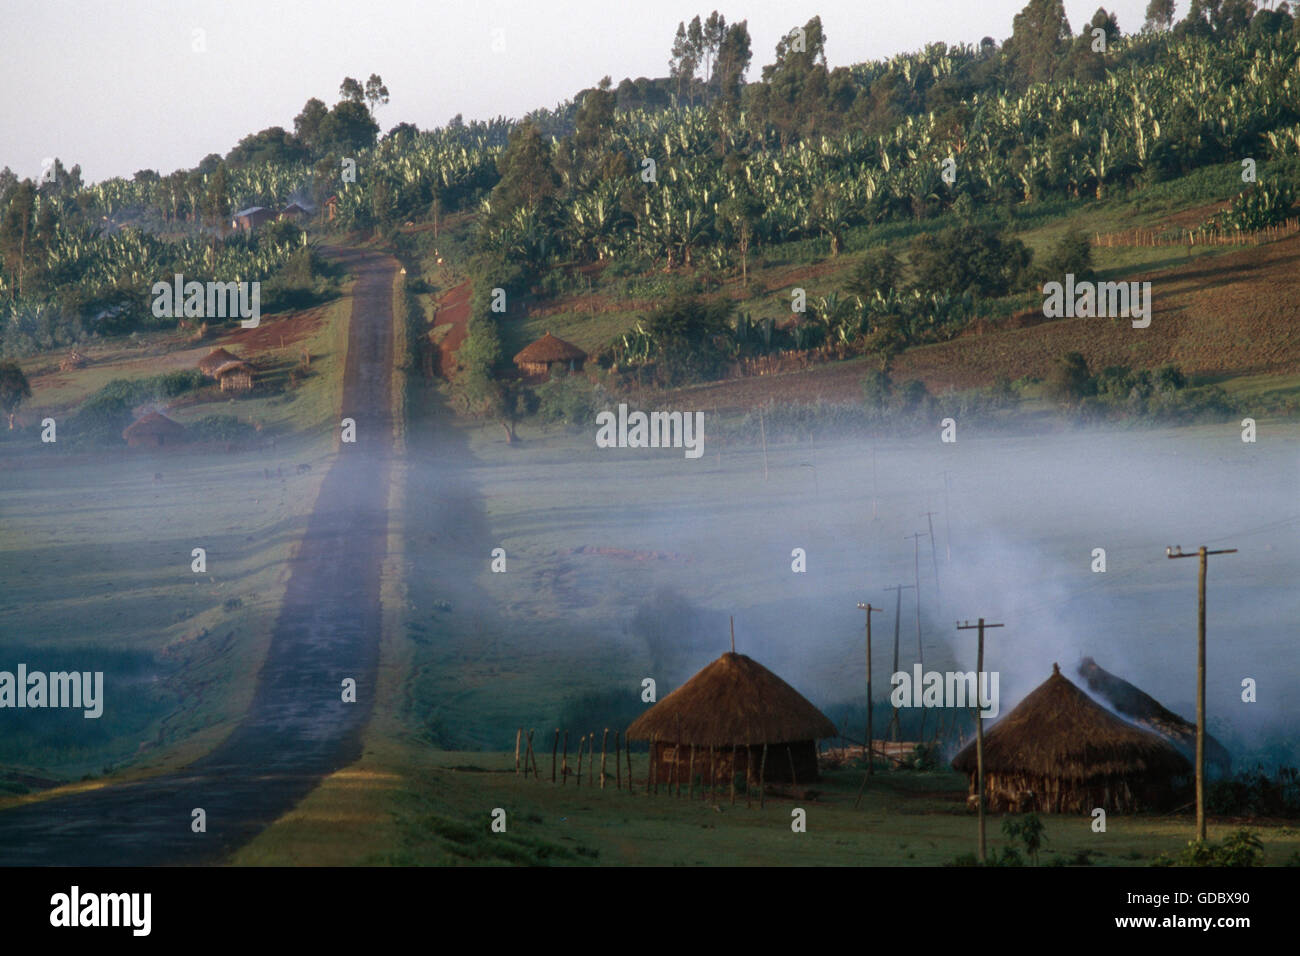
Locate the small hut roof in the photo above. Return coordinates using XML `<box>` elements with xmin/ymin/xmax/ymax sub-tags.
<box><xmin>513</xmin><ymin>332</ymin><xmax>586</xmax><ymax>365</ymax></box>
<box><xmin>122</xmin><ymin>411</ymin><xmax>185</xmax><ymax>440</ymax></box>
<box><xmin>626</xmin><ymin>652</ymin><xmax>837</xmax><ymax>747</ymax></box>
<box><xmin>952</xmin><ymin>664</ymin><xmax>1190</xmax><ymax>779</ymax></box>
<box><xmin>198</xmin><ymin>348</ymin><xmax>242</xmax><ymax>375</ymax></box>
<box><xmin>233</xmin><ymin>206</ymin><xmax>266</xmax><ymax>218</ymax></box>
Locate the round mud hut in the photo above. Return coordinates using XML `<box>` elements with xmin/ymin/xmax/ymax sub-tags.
<box><xmin>122</xmin><ymin>411</ymin><xmax>186</xmax><ymax>448</ymax></box>
<box><xmin>626</xmin><ymin>652</ymin><xmax>837</xmax><ymax>786</ymax></box>
<box><xmin>512</xmin><ymin>332</ymin><xmax>586</xmax><ymax>380</ymax></box>
<box><xmin>951</xmin><ymin>663</ymin><xmax>1191</xmax><ymax>813</ymax></box>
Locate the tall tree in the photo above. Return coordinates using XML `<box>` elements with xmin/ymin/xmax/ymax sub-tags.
<box><xmin>1144</xmin><ymin>0</ymin><xmax>1177</xmax><ymax>30</ymax></box>
<box><xmin>0</xmin><ymin>181</ymin><xmax>36</xmax><ymax>298</ymax></box>
<box><xmin>364</xmin><ymin>74</ymin><xmax>390</xmax><ymax>117</ymax></box>
<box><xmin>490</xmin><ymin>120</ymin><xmax>558</xmax><ymax>219</ymax></box>
<box><xmin>339</xmin><ymin>76</ymin><xmax>365</xmax><ymax>105</ymax></box>
<box><xmin>713</xmin><ymin>19</ymin><xmax>753</xmax><ymax>104</ymax></box>
<box><xmin>1005</xmin><ymin>0</ymin><xmax>1073</xmax><ymax>88</ymax></box>
<box><xmin>294</xmin><ymin>97</ymin><xmax>330</xmax><ymax>152</ymax></box>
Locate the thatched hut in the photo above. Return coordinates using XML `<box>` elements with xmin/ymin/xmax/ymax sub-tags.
<box><xmin>1077</xmin><ymin>656</ymin><xmax>1231</xmax><ymax>777</ymax></box>
<box><xmin>198</xmin><ymin>348</ymin><xmax>243</xmax><ymax>380</ymax></box>
<box><xmin>122</xmin><ymin>411</ymin><xmax>185</xmax><ymax>448</ymax></box>
<box><xmin>513</xmin><ymin>332</ymin><xmax>586</xmax><ymax>379</ymax></box>
<box><xmin>952</xmin><ymin>664</ymin><xmax>1190</xmax><ymax>813</ymax></box>
<box><xmin>626</xmin><ymin>652</ymin><xmax>837</xmax><ymax>785</ymax></box>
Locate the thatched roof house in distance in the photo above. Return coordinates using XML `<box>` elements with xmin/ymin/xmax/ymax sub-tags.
<box><xmin>198</xmin><ymin>347</ymin><xmax>241</xmax><ymax>377</ymax></box>
<box><xmin>952</xmin><ymin>664</ymin><xmax>1190</xmax><ymax>814</ymax></box>
<box><xmin>626</xmin><ymin>651</ymin><xmax>837</xmax><ymax>785</ymax></box>
<box><xmin>513</xmin><ymin>332</ymin><xmax>586</xmax><ymax>379</ymax></box>
<box><xmin>1077</xmin><ymin>656</ymin><xmax>1231</xmax><ymax>777</ymax></box>
<box><xmin>123</xmin><ymin>411</ymin><xmax>185</xmax><ymax>448</ymax></box>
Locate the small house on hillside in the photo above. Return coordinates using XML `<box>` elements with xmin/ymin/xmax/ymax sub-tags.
<box><xmin>198</xmin><ymin>347</ymin><xmax>243</xmax><ymax>378</ymax></box>
<box><xmin>513</xmin><ymin>332</ymin><xmax>586</xmax><ymax>380</ymax></box>
<box><xmin>198</xmin><ymin>347</ymin><xmax>254</xmax><ymax>392</ymax></box>
<box><xmin>279</xmin><ymin>202</ymin><xmax>312</xmax><ymax>222</ymax></box>
<box><xmin>123</xmin><ymin>411</ymin><xmax>185</xmax><ymax>448</ymax></box>
<box><xmin>951</xmin><ymin>663</ymin><xmax>1191</xmax><ymax>813</ymax></box>
<box><xmin>626</xmin><ymin>651</ymin><xmax>837</xmax><ymax>785</ymax></box>
<box><xmin>324</xmin><ymin>195</ymin><xmax>339</xmax><ymax>221</ymax></box>
<box><xmin>232</xmin><ymin>206</ymin><xmax>273</xmax><ymax>232</ymax></box>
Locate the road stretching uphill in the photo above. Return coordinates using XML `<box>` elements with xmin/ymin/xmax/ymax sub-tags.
<box><xmin>0</xmin><ymin>246</ymin><xmax>397</xmax><ymax>865</ymax></box>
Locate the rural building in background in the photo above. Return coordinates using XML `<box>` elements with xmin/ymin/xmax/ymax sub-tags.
<box><xmin>951</xmin><ymin>663</ymin><xmax>1191</xmax><ymax>813</ymax></box>
<box><xmin>122</xmin><ymin>411</ymin><xmax>185</xmax><ymax>448</ymax></box>
<box><xmin>626</xmin><ymin>651</ymin><xmax>837</xmax><ymax>784</ymax></box>
<box><xmin>278</xmin><ymin>202</ymin><xmax>312</xmax><ymax>223</ymax></box>
<box><xmin>231</xmin><ymin>206</ymin><xmax>273</xmax><ymax>232</ymax></box>
<box><xmin>198</xmin><ymin>347</ymin><xmax>255</xmax><ymax>392</ymax></box>
<box><xmin>513</xmin><ymin>332</ymin><xmax>587</xmax><ymax>380</ymax></box>
<box><xmin>324</xmin><ymin>195</ymin><xmax>339</xmax><ymax>221</ymax></box>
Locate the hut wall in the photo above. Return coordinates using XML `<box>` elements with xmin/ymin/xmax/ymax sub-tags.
<box><xmin>219</xmin><ymin>369</ymin><xmax>253</xmax><ymax>392</ymax></box>
<box><xmin>967</xmin><ymin>772</ymin><xmax>1182</xmax><ymax>814</ymax></box>
<box><xmin>652</xmin><ymin>740</ymin><xmax>821</xmax><ymax>786</ymax></box>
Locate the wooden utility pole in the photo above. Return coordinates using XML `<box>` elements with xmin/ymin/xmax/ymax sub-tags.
<box><xmin>1167</xmin><ymin>545</ymin><xmax>1237</xmax><ymax>841</ymax></box>
<box><xmin>939</xmin><ymin>471</ymin><xmax>953</xmax><ymax>561</ymax></box>
<box><xmin>957</xmin><ymin>618</ymin><xmax>1003</xmax><ymax>864</ymax></box>
<box><xmin>855</xmin><ymin>602</ymin><xmax>883</xmax><ymax>774</ymax></box>
<box><xmin>883</xmin><ymin>584</ymin><xmax>915</xmax><ymax>741</ymax></box>
<box><xmin>920</xmin><ymin>511</ymin><xmax>941</xmax><ymax>609</ymax></box>
<box><xmin>906</xmin><ymin>531</ymin><xmax>929</xmax><ymax>736</ymax></box>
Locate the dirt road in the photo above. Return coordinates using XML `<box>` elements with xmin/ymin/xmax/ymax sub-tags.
<box><xmin>0</xmin><ymin>246</ymin><xmax>397</xmax><ymax>865</ymax></box>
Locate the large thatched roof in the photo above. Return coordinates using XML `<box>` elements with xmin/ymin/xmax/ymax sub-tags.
<box><xmin>626</xmin><ymin>652</ymin><xmax>837</xmax><ymax>748</ymax></box>
<box><xmin>198</xmin><ymin>347</ymin><xmax>243</xmax><ymax>377</ymax></box>
<box><xmin>1077</xmin><ymin>656</ymin><xmax>1231</xmax><ymax>774</ymax></box>
<box><xmin>952</xmin><ymin>664</ymin><xmax>1190</xmax><ymax>780</ymax></box>
<box><xmin>513</xmin><ymin>332</ymin><xmax>586</xmax><ymax>365</ymax></box>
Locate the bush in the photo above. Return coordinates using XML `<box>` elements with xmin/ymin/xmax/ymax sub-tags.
<box><xmin>535</xmin><ymin>375</ymin><xmax>598</xmax><ymax>429</ymax></box>
<box><xmin>1156</xmin><ymin>829</ymin><xmax>1265</xmax><ymax>867</ymax></box>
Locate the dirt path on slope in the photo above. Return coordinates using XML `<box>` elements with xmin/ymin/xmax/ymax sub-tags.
<box><xmin>0</xmin><ymin>246</ymin><xmax>397</xmax><ymax>865</ymax></box>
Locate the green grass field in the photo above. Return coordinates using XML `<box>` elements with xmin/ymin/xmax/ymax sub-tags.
<box><xmin>0</xmin><ymin>291</ymin><xmax>354</xmax><ymax>799</ymax></box>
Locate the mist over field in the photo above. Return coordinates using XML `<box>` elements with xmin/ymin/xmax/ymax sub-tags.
<box><xmin>442</xmin><ymin>421</ymin><xmax>1298</xmax><ymax>766</ymax></box>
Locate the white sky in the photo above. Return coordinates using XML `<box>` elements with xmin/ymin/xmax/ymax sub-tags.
<box><xmin>1</xmin><ymin>0</ymin><xmax>1158</xmax><ymax>183</ymax></box>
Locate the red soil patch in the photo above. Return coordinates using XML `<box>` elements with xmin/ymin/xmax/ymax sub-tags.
<box><xmin>218</xmin><ymin>306</ymin><xmax>325</xmax><ymax>355</ymax></box>
<box><xmin>430</xmin><ymin>280</ymin><xmax>470</xmax><ymax>378</ymax></box>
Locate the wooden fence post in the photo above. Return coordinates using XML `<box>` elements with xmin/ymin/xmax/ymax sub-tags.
<box><xmin>601</xmin><ymin>729</ymin><xmax>608</xmax><ymax>790</ymax></box>
<box><xmin>515</xmin><ymin>728</ymin><xmax>521</xmax><ymax>775</ymax></box>
<box><xmin>552</xmin><ymin>729</ymin><xmax>559</xmax><ymax>783</ymax></box>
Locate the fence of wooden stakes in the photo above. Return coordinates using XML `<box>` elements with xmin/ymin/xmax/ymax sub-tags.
<box><xmin>515</xmin><ymin>727</ymin><xmax>790</xmax><ymax>808</ymax></box>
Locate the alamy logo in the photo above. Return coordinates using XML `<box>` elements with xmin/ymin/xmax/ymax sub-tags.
<box><xmin>1042</xmin><ymin>273</ymin><xmax>1151</xmax><ymax>328</ymax></box>
<box><xmin>50</xmin><ymin>886</ymin><xmax>150</xmax><ymax>936</ymax></box>
<box><xmin>151</xmin><ymin>273</ymin><xmax>261</xmax><ymax>328</ymax></box>
<box><xmin>890</xmin><ymin>665</ymin><xmax>1000</xmax><ymax>718</ymax></box>
<box><xmin>595</xmin><ymin>403</ymin><xmax>704</xmax><ymax>459</ymax></box>
<box><xmin>0</xmin><ymin>664</ymin><xmax>103</xmax><ymax>718</ymax></box>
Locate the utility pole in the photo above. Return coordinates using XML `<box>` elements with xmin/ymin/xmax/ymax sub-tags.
<box><xmin>957</xmin><ymin>617</ymin><xmax>1004</xmax><ymax>864</ymax></box>
<box><xmin>906</xmin><ymin>531</ymin><xmax>930</xmax><ymax>738</ymax></box>
<box><xmin>883</xmin><ymin>584</ymin><xmax>915</xmax><ymax>741</ymax></box>
<box><xmin>856</xmin><ymin>603</ymin><xmax>882</xmax><ymax>775</ymax></box>
<box><xmin>871</xmin><ymin>444</ymin><xmax>878</xmax><ymax>520</ymax></box>
<box><xmin>1167</xmin><ymin>545</ymin><xmax>1237</xmax><ymax>842</ymax></box>
<box><xmin>939</xmin><ymin>470</ymin><xmax>953</xmax><ymax>561</ymax></box>
<box><xmin>921</xmin><ymin>510</ymin><xmax>941</xmax><ymax>609</ymax></box>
